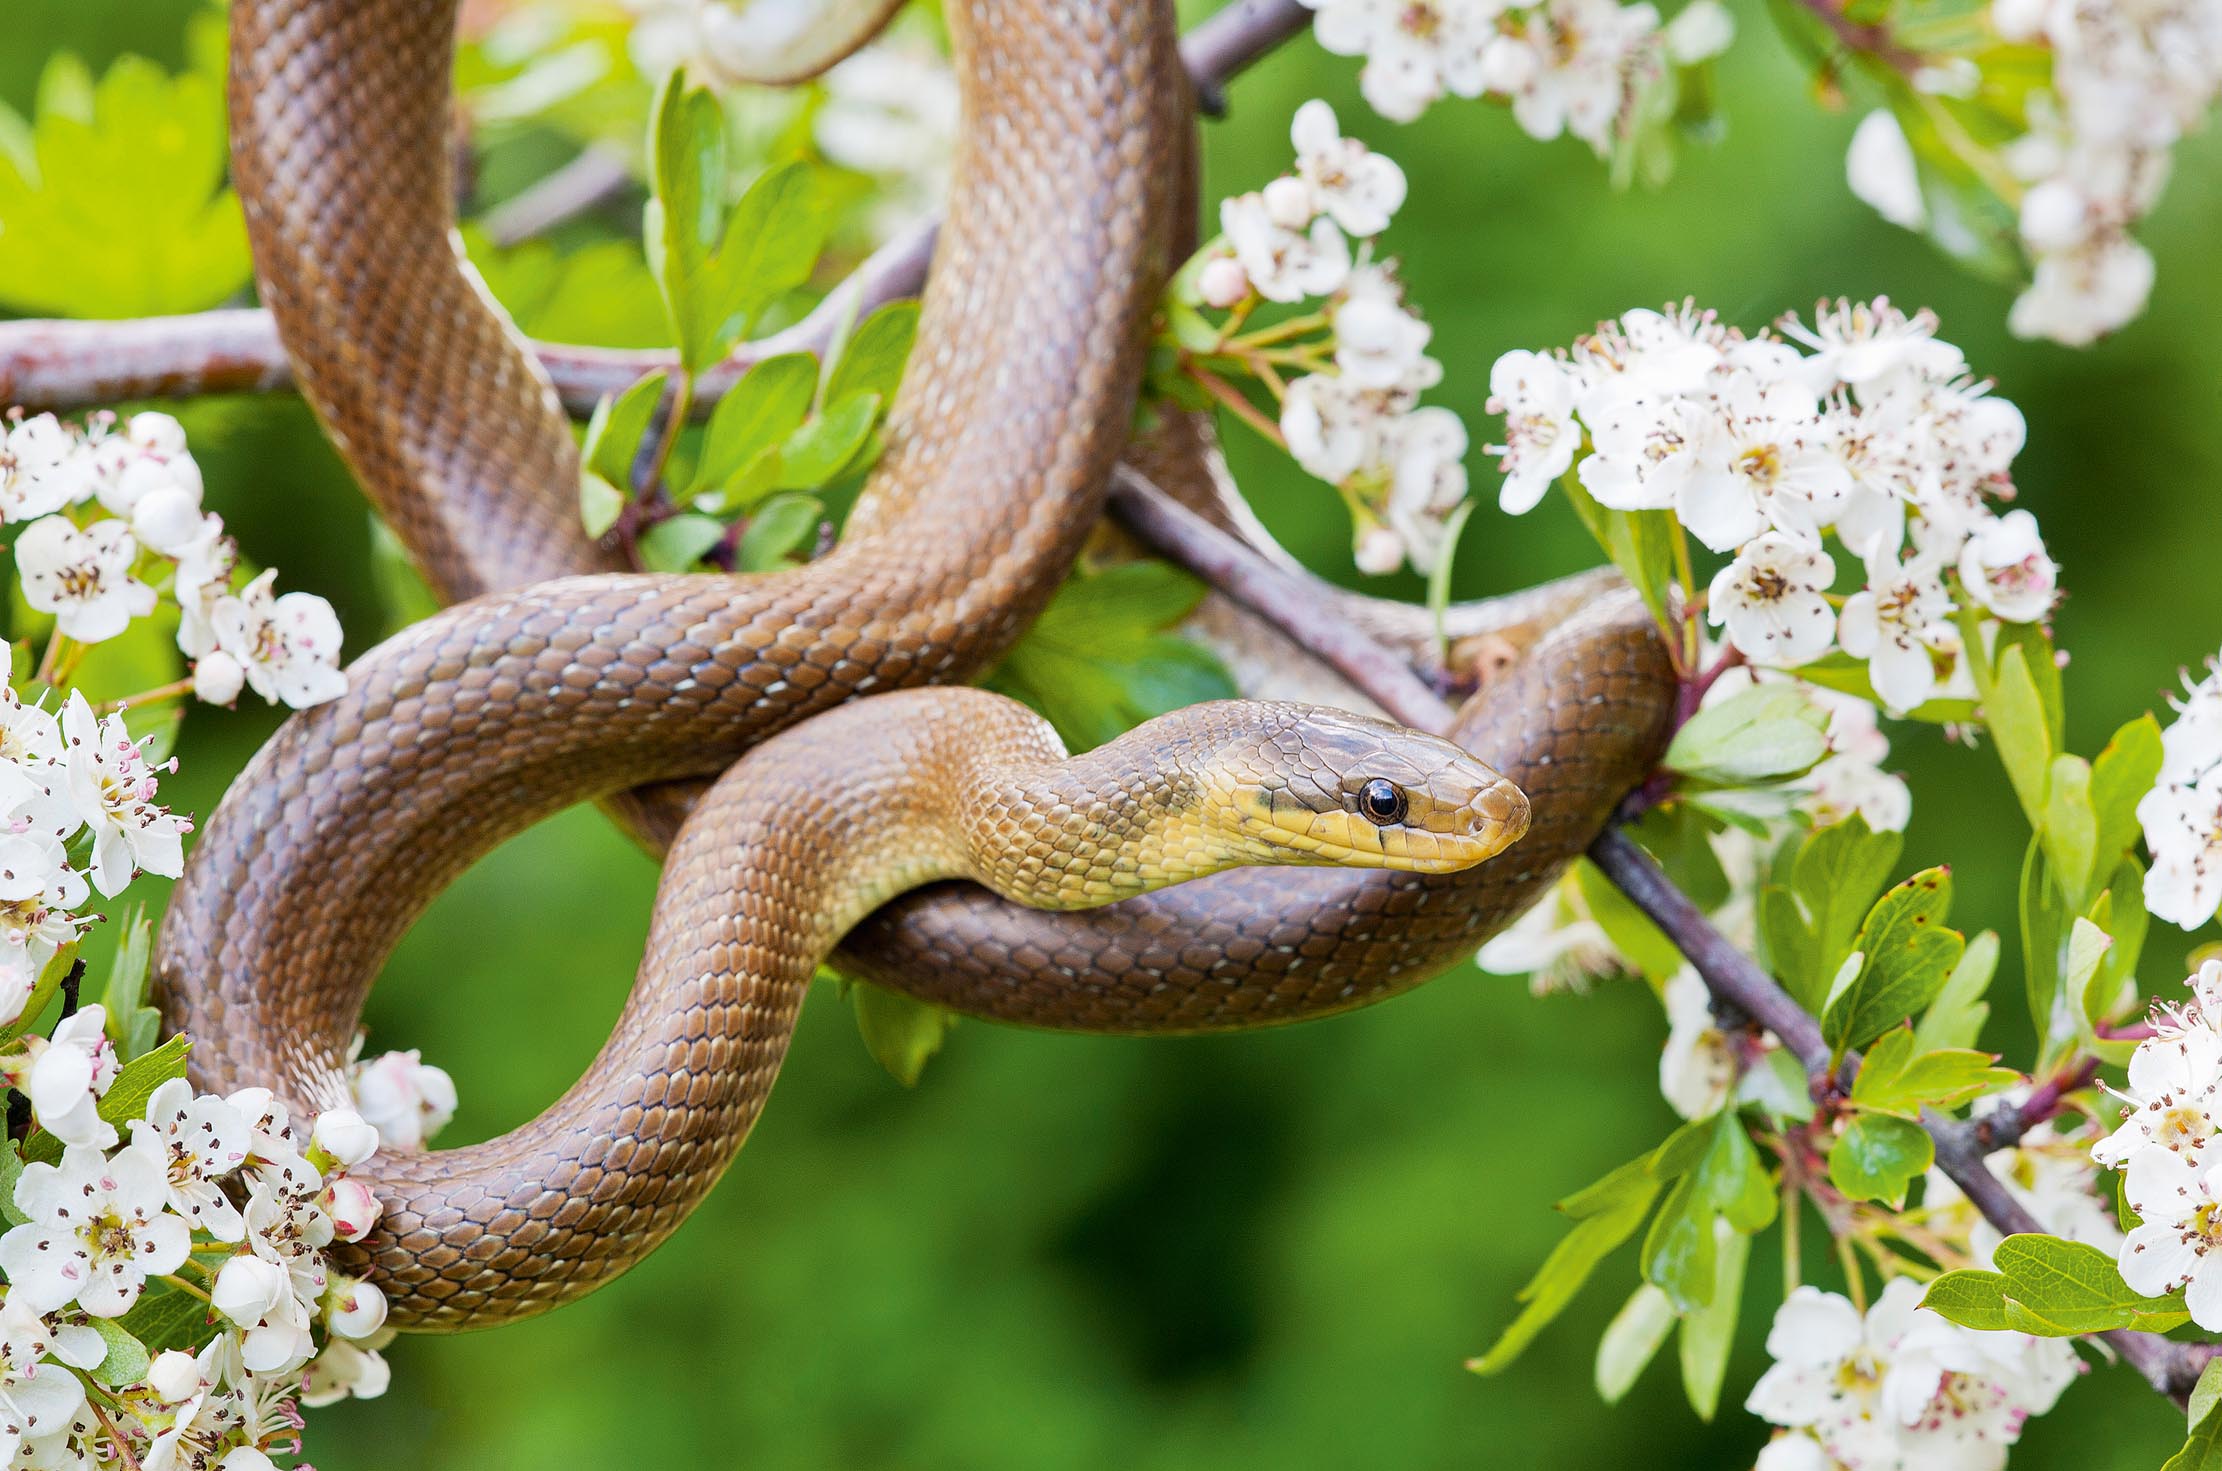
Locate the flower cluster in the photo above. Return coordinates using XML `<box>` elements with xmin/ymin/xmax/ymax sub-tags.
<box><xmin>1847</xmin><ymin>2</ymin><xmax>2222</xmax><ymax>346</ymax></box>
<box><xmin>0</xmin><ymin>999</ymin><xmax>393</xmax><ymax>1469</ymax></box>
<box><xmin>1296</xmin><ymin>0</ymin><xmax>1734</xmax><ymax>143</ymax></box>
<box><xmin>2136</xmin><ymin>654</ymin><xmax>2222</xmax><ymax>928</ymax></box>
<box><xmin>1174</xmin><ymin>102</ymin><xmax>1468</xmax><ymax>574</ymax></box>
<box><xmin>347</xmin><ymin>1046</ymin><xmax>457</xmax><ymax>1152</ymax></box>
<box><xmin>1488</xmin><ymin>299</ymin><xmax>2057</xmax><ymax>713</ymax></box>
<box><xmin>0</xmin><ymin>410</ymin><xmax>346</xmax><ymax>713</ymax></box>
<box><xmin>1747</xmin><ymin>1279</ymin><xmax>2080</xmax><ymax>1471</ymax></box>
<box><xmin>2091</xmin><ymin>960</ymin><xmax>2222</xmax><ymax>1324</ymax></box>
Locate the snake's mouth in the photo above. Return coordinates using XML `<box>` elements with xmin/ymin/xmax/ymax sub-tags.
<box><xmin>1234</xmin><ymin>777</ymin><xmax>1531</xmax><ymax>874</ymax></box>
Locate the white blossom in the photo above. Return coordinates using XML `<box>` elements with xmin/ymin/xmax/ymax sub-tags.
<box><xmin>349</xmin><ymin>1048</ymin><xmax>458</xmax><ymax>1151</ymax></box>
<box><xmin>1956</xmin><ymin>509</ymin><xmax>2057</xmax><ymax>622</ymax></box>
<box><xmin>59</xmin><ymin>693</ymin><xmax>189</xmax><ymax>898</ymax></box>
<box><xmin>0</xmin><ymin>419</ymin><xmax>82</xmax><ymax>525</ymax></box>
<box><xmin>210</xmin><ymin>570</ymin><xmax>348</xmax><ymax>710</ymax></box>
<box><xmin>298</xmin><ymin>1334</ymin><xmax>391</xmax><ymax>1407</ymax></box>
<box><xmin>1846</xmin><ymin>111</ymin><xmax>1927</xmax><ymax>230</ymax></box>
<box><xmin>0</xmin><ymin>1302</ymin><xmax>86</xmax><ymax>1464</ymax></box>
<box><xmin>1475</xmin><ymin>874</ymin><xmax>1623</xmax><ymax>994</ymax></box>
<box><xmin>211</xmin><ymin>1255</ymin><xmax>316</xmax><ymax>1376</ymax></box>
<box><xmin>1384</xmin><ymin>407</ymin><xmax>1470</xmax><ymax>573</ymax></box>
<box><xmin>124</xmin><ymin>1079</ymin><xmax>252</xmax><ymax>1240</ymax></box>
<box><xmin>1302</xmin><ymin>0</ymin><xmax>1497</xmax><ymax>123</ymax></box>
<box><xmin>2139</xmin><ymin>765</ymin><xmax>2222</xmax><ymax>929</ymax></box>
<box><xmin>1658</xmin><ymin>968</ymin><xmax>1736</xmax><ymax>1118</ymax></box>
<box><xmin>21</xmin><ymin>1008</ymin><xmax>119</xmax><ymax>1151</ymax></box>
<box><xmin>1838</xmin><ymin>557</ymin><xmax>1956</xmax><ymax>714</ymax></box>
<box><xmin>1220</xmin><ymin>192</ymin><xmax>1351</xmax><ymax>304</ymax></box>
<box><xmin>1484</xmin><ymin>350</ymin><xmax>1581</xmax><ymax>514</ymax></box>
<box><xmin>14</xmin><ymin>518</ymin><xmax>155</xmax><ymax>645</ymax></box>
<box><xmin>1799</xmin><ymin>694</ymin><xmax>1912</xmax><ymax>833</ymax></box>
<box><xmin>1332</xmin><ymin>268</ymin><xmax>1434</xmax><ymax>391</ymax></box>
<box><xmin>1676</xmin><ymin>376</ymin><xmax>1850</xmax><ymax>553</ymax></box>
<box><xmin>2119</xmin><ymin>1144</ymin><xmax>2222</xmax><ymax>1325</ymax></box>
<box><xmin>1289</xmin><ymin>100</ymin><xmax>1406</xmax><ymax>237</ymax></box>
<box><xmin>0</xmin><ymin>1144</ymin><xmax>190</xmax><ymax>1316</ymax></box>
<box><xmin>1707</xmin><ymin>533</ymin><xmax>1836</xmax><ymax>667</ymax></box>
<box><xmin>1492</xmin><ymin>0</ymin><xmax>1662</xmax><ymax>151</ymax></box>
<box><xmin>1663</xmin><ymin>0</ymin><xmax>1734</xmax><ymax>62</ymax></box>
<box><xmin>321</xmin><ymin>1275</ymin><xmax>388</xmax><ymax>1341</ymax></box>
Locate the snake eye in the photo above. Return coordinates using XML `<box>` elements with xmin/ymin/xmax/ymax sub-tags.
<box><xmin>1357</xmin><ymin>778</ymin><xmax>1408</xmax><ymax>826</ymax></box>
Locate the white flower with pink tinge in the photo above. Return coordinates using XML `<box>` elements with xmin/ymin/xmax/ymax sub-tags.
<box><xmin>210</xmin><ymin>569</ymin><xmax>348</xmax><ymax>710</ymax></box>
<box><xmin>15</xmin><ymin>517</ymin><xmax>156</xmax><ymax>644</ymax></box>
<box><xmin>59</xmin><ymin>692</ymin><xmax>190</xmax><ymax>899</ymax></box>
<box><xmin>0</xmin><ymin>1142</ymin><xmax>190</xmax><ymax>1316</ymax></box>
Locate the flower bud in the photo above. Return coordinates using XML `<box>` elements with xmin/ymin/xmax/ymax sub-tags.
<box><xmin>311</xmin><ymin>1108</ymin><xmax>380</xmax><ymax>1169</ymax></box>
<box><xmin>133</xmin><ymin>486</ymin><xmax>211</xmax><ymax>555</ymax></box>
<box><xmin>1198</xmin><ymin>255</ymin><xmax>1251</xmax><ymax>310</ymax></box>
<box><xmin>1261</xmin><ymin>176</ymin><xmax>1315</xmax><ymax>232</ymax></box>
<box><xmin>324</xmin><ymin>1274</ymin><xmax>390</xmax><ymax>1340</ymax></box>
<box><xmin>323</xmin><ymin>1176</ymin><xmax>383</xmax><ymax>1243</ymax></box>
<box><xmin>2019</xmin><ymin>180</ymin><xmax>2090</xmax><ymax>254</ymax></box>
<box><xmin>1664</xmin><ymin>0</ymin><xmax>1734</xmax><ymax>62</ymax></box>
<box><xmin>211</xmin><ymin>1254</ymin><xmax>289</xmax><ymax>1328</ymax></box>
<box><xmin>1354</xmin><ymin>525</ymin><xmax>1405</xmax><ymax>576</ymax></box>
<box><xmin>219</xmin><ymin>1448</ymin><xmax>278</xmax><ymax>1471</ymax></box>
<box><xmin>146</xmin><ymin>1348</ymin><xmax>204</xmax><ymax>1403</ymax></box>
<box><xmin>127</xmin><ymin>412</ymin><xmax>189</xmax><ymax>459</ymax></box>
<box><xmin>194</xmin><ymin>652</ymin><xmax>246</xmax><ymax>708</ymax></box>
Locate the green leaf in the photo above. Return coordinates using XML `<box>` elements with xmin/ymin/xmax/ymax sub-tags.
<box><xmin>1426</xmin><ymin>500</ymin><xmax>1478</xmax><ymax>665</ymax></box>
<box><xmin>115</xmin><ymin>1282</ymin><xmax>210</xmax><ymax>1355</ymax></box>
<box><xmin>101</xmin><ymin>908</ymin><xmax>159</xmax><ymax>1061</ymax></box>
<box><xmin>1560</xmin><ymin>483</ymin><xmax>1677</xmax><ymax>635</ymax></box>
<box><xmin>776</xmin><ymin>390</ymin><xmax>880</xmax><ymax>490</ymax></box>
<box><xmin>1776</xmin><ymin>816</ymin><xmax>1903</xmax><ymax>1013</ymax></box>
<box><xmin>1471</xmin><ymin>1163</ymin><xmax>1662</xmax><ymax>1375</ymax></box>
<box><xmin>2092</xmin><ymin>860</ymin><xmax>2149</xmax><ymax>1022</ymax></box>
<box><xmin>1848</xmin><ymin>1026</ymin><xmax>2017</xmax><ymax>1118</ymax></box>
<box><xmin>1595</xmin><ymin>1283</ymin><xmax>1676</xmax><ymax>1405</ymax></box>
<box><xmin>736</xmin><ymin>493</ymin><xmax>824</xmax><ymax>572</ymax></box>
<box><xmin>2092</xmin><ymin>714</ymin><xmax>2164</xmax><ymax>869</ymax></box>
<box><xmin>1827</xmin><ymin>1113</ymin><xmax>1933</xmax><ymax>1207</ymax></box>
<box><xmin>986</xmin><ymin>562</ymin><xmax>1236</xmax><ymax>750</ymax></box>
<box><xmin>824</xmin><ymin>300</ymin><xmax>920</xmax><ymax>406</ymax></box>
<box><xmin>1663</xmin><ymin>684</ymin><xmax>1830</xmax><ymax>785</ymax></box>
<box><xmin>1823</xmin><ymin>868</ymin><xmax>1964</xmax><ymax>1053</ymax></box>
<box><xmin>644</xmin><ymin>69</ymin><xmax>728</xmax><ymax>372</ymax></box>
<box><xmin>2169</xmin><ymin>1405</ymin><xmax>2222</xmax><ymax>1471</ymax></box>
<box><xmin>1641</xmin><ymin>1175</ymin><xmax>1715</xmax><ymax>1312</ymax></box>
<box><xmin>0</xmin><ymin>1147</ymin><xmax>25</xmax><ymax>1227</ymax></box>
<box><xmin>585</xmin><ymin>372</ymin><xmax>669</xmax><ymax>489</ymax></box>
<box><xmin>1970</xmin><ymin>1233</ymin><xmax>2193</xmax><ymax>1336</ymax></box>
<box><xmin>1987</xmin><ymin>644</ymin><xmax>2055</xmax><ymax>828</ymax></box>
<box><xmin>1678</xmin><ymin>1224</ymin><xmax>1746</xmax><ymax>1423</ymax></box>
<box><xmin>0</xmin><ymin>943</ymin><xmax>76</xmax><ymax>1050</ymax></box>
<box><xmin>465</xmin><ymin>232</ymin><xmax>670</xmax><ymax>351</ymax></box>
<box><xmin>2065</xmin><ymin>914</ymin><xmax>2113</xmax><ymax>1030</ymax></box>
<box><xmin>2192</xmin><ymin>1360</ymin><xmax>2222</xmax><ymax>1438</ymax></box>
<box><xmin>1915</xmin><ymin>929</ymin><xmax>1997</xmax><ymax>1053</ymax></box>
<box><xmin>637</xmin><ymin>513</ymin><xmax>727</xmax><ymax>572</ymax></box>
<box><xmin>2041</xmin><ymin>753</ymin><xmax>2097</xmax><ymax>909</ymax></box>
<box><xmin>1919</xmin><ymin>1269</ymin><xmax>2014</xmax><ymax>1332</ymax></box>
<box><xmin>689</xmin><ymin>354</ymin><xmax>816</xmax><ymax>498</ymax></box>
<box><xmin>848</xmin><ymin>980</ymin><xmax>954</xmax><ymax>1086</ymax></box>
<box><xmin>87</xmin><ymin>1318</ymin><xmax>149</xmax><ymax>1388</ymax></box>
<box><xmin>695</xmin><ymin>161</ymin><xmax>832</xmax><ymax>367</ymax></box>
<box><xmin>2021</xmin><ymin>836</ymin><xmax>2070</xmax><ymax>1051</ymax></box>
<box><xmin>96</xmin><ymin>1035</ymin><xmax>191</xmax><ymax>1127</ymax></box>
<box><xmin>1693</xmin><ymin>1112</ymin><xmax>1778</xmax><ymax>1233</ymax></box>
<box><xmin>0</xmin><ymin>48</ymin><xmax>250</xmax><ymax>315</ymax></box>
<box><xmin>1574</xmin><ymin>858</ymin><xmax>1680</xmax><ymax>984</ymax></box>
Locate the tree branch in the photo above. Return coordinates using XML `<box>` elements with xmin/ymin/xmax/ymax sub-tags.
<box><xmin>0</xmin><ymin>0</ymin><xmax>1313</xmax><ymax>419</ymax></box>
<box><xmin>1109</xmin><ymin>468</ymin><xmax>2209</xmax><ymax>1409</ymax></box>
<box><xmin>479</xmin><ymin>142</ymin><xmax>637</xmax><ymax>247</ymax></box>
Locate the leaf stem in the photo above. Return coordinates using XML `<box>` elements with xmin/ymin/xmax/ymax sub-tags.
<box><xmin>96</xmin><ymin>678</ymin><xmax>195</xmax><ymax>715</ymax></box>
<box><xmin>1186</xmin><ymin>365</ymin><xmax>1287</xmax><ymax>449</ymax></box>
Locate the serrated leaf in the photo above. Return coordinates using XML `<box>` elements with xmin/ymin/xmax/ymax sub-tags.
<box><xmin>824</xmin><ymin>300</ymin><xmax>920</xmax><ymax>406</ymax></box>
<box><xmin>88</xmin><ymin>1318</ymin><xmax>149</xmax><ymax>1388</ymax></box>
<box><xmin>1824</xmin><ymin>868</ymin><xmax>1964</xmax><ymax>1053</ymax></box>
<box><xmin>849</xmin><ymin>980</ymin><xmax>954</xmax><ymax>1086</ymax></box>
<box><xmin>1915</xmin><ymin>929</ymin><xmax>1997</xmax><ymax>1053</ymax></box>
<box><xmin>1827</xmin><ymin>1112</ymin><xmax>1932</xmax><ymax>1207</ymax></box>
<box><xmin>582</xmin><ymin>370</ymin><xmax>668</xmax><ymax>492</ymax></box>
<box><xmin>1848</xmin><ymin>1026</ymin><xmax>2017</xmax><ymax>1118</ymax></box>
<box><xmin>986</xmin><ymin>562</ymin><xmax>1236</xmax><ymax>750</ymax></box>
<box><xmin>1664</xmin><ymin>684</ymin><xmax>1830</xmax><ymax>785</ymax></box>
<box><xmin>690</xmin><ymin>354</ymin><xmax>815</xmax><ymax>498</ymax></box>
<box><xmin>1987</xmin><ymin>644</ymin><xmax>2054</xmax><ymax>828</ymax></box>
<box><xmin>2041</xmin><ymin>753</ymin><xmax>2097</xmax><ymax>909</ymax></box>
<box><xmin>115</xmin><ymin>1282</ymin><xmax>210</xmax><ymax>1354</ymax></box>
<box><xmin>736</xmin><ymin>493</ymin><xmax>823</xmax><ymax>572</ymax></box>
<box><xmin>1781</xmin><ymin>816</ymin><xmax>1903</xmax><ymax>1013</ymax></box>
<box><xmin>0</xmin><ymin>48</ymin><xmax>250</xmax><ymax>316</ymax></box>
<box><xmin>637</xmin><ymin>513</ymin><xmax>726</xmax><ymax>572</ymax></box>
<box><xmin>1678</xmin><ymin>1223</ymin><xmax>1746</xmax><ymax>1423</ymax></box>
<box><xmin>1920</xmin><ymin>1269</ymin><xmax>2014</xmax><ymax>1332</ymax></box>
<box><xmin>2093</xmin><ymin>714</ymin><xmax>2164</xmax><ymax>868</ymax></box>
<box><xmin>101</xmin><ymin>908</ymin><xmax>159</xmax><ymax>1061</ymax></box>
<box><xmin>96</xmin><ymin>1034</ymin><xmax>191</xmax><ymax>1127</ymax></box>
<box><xmin>777</xmin><ymin>391</ymin><xmax>880</xmax><ymax>490</ymax></box>
<box><xmin>1595</xmin><ymin>1283</ymin><xmax>1676</xmax><ymax>1405</ymax></box>
<box><xmin>1982</xmin><ymin>1233</ymin><xmax>2190</xmax><ymax>1335</ymax></box>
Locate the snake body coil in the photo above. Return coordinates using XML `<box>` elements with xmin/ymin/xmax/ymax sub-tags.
<box><xmin>155</xmin><ymin>0</ymin><xmax>1678</xmax><ymax>1331</ymax></box>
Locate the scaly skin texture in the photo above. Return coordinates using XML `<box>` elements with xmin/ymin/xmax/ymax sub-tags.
<box><xmin>157</xmin><ymin>0</ymin><xmax>1678</xmax><ymax>1331</ymax></box>
<box><xmin>322</xmin><ymin>689</ymin><xmax>1527</xmax><ymax>1326</ymax></box>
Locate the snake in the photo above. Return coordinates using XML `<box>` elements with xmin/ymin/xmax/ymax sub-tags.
<box><xmin>152</xmin><ymin>0</ymin><xmax>1679</xmax><ymax>1330</ymax></box>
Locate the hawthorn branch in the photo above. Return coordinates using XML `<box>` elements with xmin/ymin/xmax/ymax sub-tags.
<box><xmin>0</xmin><ymin>0</ymin><xmax>1313</xmax><ymax>419</ymax></box>
<box><xmin>1109</xmin><ymin>468</ymin><xmax>2209</xmax><ymax>1409</ymax></box>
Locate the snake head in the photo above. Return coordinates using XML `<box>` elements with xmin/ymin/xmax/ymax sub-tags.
<box><xmin>1207</xmin><ymin>703</ymin><xmax>1530</xmax><ymax>875</ymax></box>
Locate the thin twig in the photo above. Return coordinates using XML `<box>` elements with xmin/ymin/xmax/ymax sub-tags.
<box><xmin>1113</xmin><ymin>464</ymin><xmax>2211</xmax><ymax>1409</ymax></box>
<box><xmin>480</xmin><ymin>143</ymin><xmax>636</xmax><ymax>247</ymax></box>
<box><xmin>0</xmin><ymin>0</ymin><xmax>1313</xmax><ymax>420</ymax></box>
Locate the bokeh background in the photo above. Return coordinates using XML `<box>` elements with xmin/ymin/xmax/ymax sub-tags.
<box><xmin>8</xmin><ymin>1</ymin><xmax>2222</xmax><ymax>1465</ymax></box>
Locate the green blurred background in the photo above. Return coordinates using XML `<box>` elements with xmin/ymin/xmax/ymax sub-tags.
<box><xmin>8</xmin><ymin>1</ymin><xmax>2222</xmax><ymax>1465</ymax></box>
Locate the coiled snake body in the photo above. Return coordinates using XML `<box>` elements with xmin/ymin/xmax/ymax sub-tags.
<box><xmin>152</xmin><ymin>0</ymin><xmax>1678</xmax><ymax>1329</ymax></box>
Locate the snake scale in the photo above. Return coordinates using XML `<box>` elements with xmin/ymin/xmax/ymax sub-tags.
<box><xmin>150</xmin><ymin>0</ymin><xmax>1679</xmax><ymax>1329</ymax></box>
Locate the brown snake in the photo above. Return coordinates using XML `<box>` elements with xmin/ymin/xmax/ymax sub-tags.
<box><xmin>152</xmin><ymin>0</ymin><xmax>1678</xmax><ymax>1330</ymax></box>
